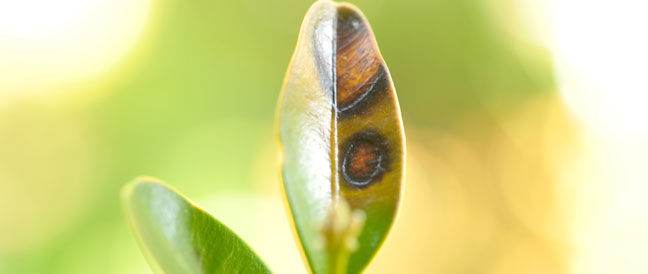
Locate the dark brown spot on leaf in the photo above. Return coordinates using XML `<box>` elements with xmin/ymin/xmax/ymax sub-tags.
<box><xmin>341</xmin><ymin>130</ymin><xmax>390</xmax><ymax>188</ymax></box>
<box><xmin>335</xmin><ymin>6</ymin><xmax>388</xmax><ymax>119</ymax></box>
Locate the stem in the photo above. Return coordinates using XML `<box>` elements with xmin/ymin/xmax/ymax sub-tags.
<box><xmin>320</xmin><ymin>199</ymin><xmax>366</xmax><ymax>274</ymax></box>
<box><xmin>327</xmin><ymin>245</ymin><xmax>351</xmax><ymax>274</ymax></box>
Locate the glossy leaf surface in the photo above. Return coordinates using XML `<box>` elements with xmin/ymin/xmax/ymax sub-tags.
<box><xmin>122</xmin><ymin>177</ymin><xmax>271</xmax><ymax>274</ymax></box>
<box><xmin>277</xmin><ymin>1</ymin><xmax>405</xmax><ymax>273</ymax></box>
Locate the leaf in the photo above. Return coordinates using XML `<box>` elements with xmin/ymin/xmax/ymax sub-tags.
<box><xmin>277</xmin><ymin>1</ymin><xmax>405</xmax><ymax>273</ymax></box>
<box><xmin>121</xmin><ymin>177</ymin><xmax>272</xmax><ymax>274</ymax></box>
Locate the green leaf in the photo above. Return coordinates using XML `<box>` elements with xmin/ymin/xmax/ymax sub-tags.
<box><xmin>121</xmin><ymin>177</ymin><xmax>272</xmax><ymax>274</ymax></box>
<box><xmin>277</xmin><ymin>1</ymin><xmax>405</xmax><ymax>273</ymax></box>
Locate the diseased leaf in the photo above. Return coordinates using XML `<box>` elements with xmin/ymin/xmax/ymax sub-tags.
<box><xmin>277</xmin><ymin>1</ymin><xmax>405</xmax><ymax>273</ymax></box>
<box><xmin>121</xmin><ymin>177</ymin><xmax>271</xmax><ymax>274</ymax></box>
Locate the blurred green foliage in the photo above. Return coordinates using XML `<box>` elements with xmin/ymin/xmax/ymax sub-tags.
<box><xmin>122</xmin><ymin>179</ymin><xmax>271</xmax><ymax>273</ymax></box>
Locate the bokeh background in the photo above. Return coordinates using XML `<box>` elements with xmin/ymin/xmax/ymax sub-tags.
<box><xmin>1</xmin><ymin>0</ymin><xmax>647</xmax><ymax>273</ymax></box>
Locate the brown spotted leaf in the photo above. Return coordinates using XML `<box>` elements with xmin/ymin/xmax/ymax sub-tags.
<box><xmin>277</xmin><ymin>1</ymin><xmax>405</xmax><ymax>273</ymax></box>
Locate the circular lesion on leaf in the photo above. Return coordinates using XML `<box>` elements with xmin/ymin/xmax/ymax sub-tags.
<box><xmin>341</xmin><ymin>129</ymin><xmax>390</xmax><ymax>188</ymax></box>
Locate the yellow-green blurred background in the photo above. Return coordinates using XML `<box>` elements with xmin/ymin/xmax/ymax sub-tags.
<box><xmin>1</xmin><ymin>0</ymin><xmax>647</xmax><ymax>273</ymax></box>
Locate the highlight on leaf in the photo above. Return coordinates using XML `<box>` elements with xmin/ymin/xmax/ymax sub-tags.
<box><xmin>277</xmin><ymin>1</ymin><xmax>405</xmax><ymax>273</ymax></box>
